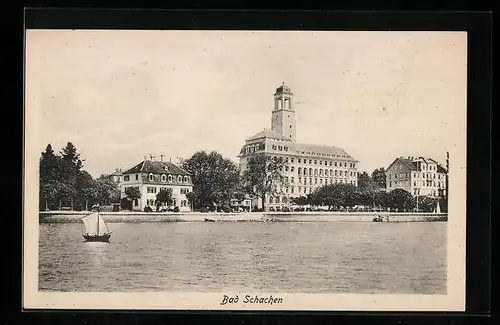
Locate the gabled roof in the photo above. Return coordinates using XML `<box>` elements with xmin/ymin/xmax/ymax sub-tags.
<box><xmin>246</xmin><ymin>128</ymin><xmax>290</xmax><ymax>141</ymax></box>
<box><xmin>292</xmin><ymin>143</ymin><xmax>355</xmax><ymax>161</ymax></box>
<box><xmin>123</xmin><ymin>160</ymin><xmax>190</xmax><ymax>176</ymax></box>
<box><xmin>387</xmin><ymin>157</ymin><xmax>418</xmax><ymax>171</ymax></box>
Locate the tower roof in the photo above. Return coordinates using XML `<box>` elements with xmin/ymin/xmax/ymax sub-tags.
<box><xmin>274</xmin><ymin>82</ymin><xmax>293</xmax><ymax>95</ymax></box>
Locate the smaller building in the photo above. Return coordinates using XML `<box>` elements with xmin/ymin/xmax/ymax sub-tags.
<box><xmin>109</xmin><ymin>168</ymin><xmax>123</xmax><ymax>184</ymax></box>
<box><xmin>386</xmin><ymin>156</ymin><xmax>447</xmax><ymax>197</ymax></box>
<box><xmin>120</xmin><ymin>156</ymin><xmax>193</xmax><ymax>211</ymax></box>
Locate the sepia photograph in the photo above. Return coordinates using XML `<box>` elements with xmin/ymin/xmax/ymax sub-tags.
<box><xmin>24</xmin><ymin>29</ymin><xmax>467</xmax><ymax>311</ymax></box>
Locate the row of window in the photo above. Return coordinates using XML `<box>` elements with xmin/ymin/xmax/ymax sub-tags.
<box><xmin>271</xmin><ymin>156</ymin><xmax>356</xmax><ymax>168</ymax></box>
<box><xmin>267</xmin><ymin>179</ymin><xmax>357</xmax><ymax>197</ymax></box>
<box><xmin>145</xmin><ymin>199</ymin><xmax>188</xmax><ymax>207</ymax></box>
<box><xmin>388</xmin><ymin>172</ymin><xmax>443</xmax><ymax>180</ymax></box>
<box><xmin>388</xmin><ymin>180</ymin><xmax>445</xmax><ymax>188</ymax></box>
<box><xmin>281</xmin><ymin>176</ymin><xmax>353</xmax><ymax>185</ymax></box>
<box><xmin>295</xmin><ymin>167</ymin><xmax>354</xmax><ymax>177</ymax></box>
<box><xmin>123</xmin><ymin>173</ymin><xmax>190</xmax><ymax>183</ymax></box>
<box><xmin>146</xmin><ymin>186</ymin><xmax>191</xmax><ymax>194</ymax></box>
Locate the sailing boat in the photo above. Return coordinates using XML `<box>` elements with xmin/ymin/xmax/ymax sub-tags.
<box><xmin>81</xmin><ymin>205</ymin><xmax>111</xmax><ymax>242</ymax></box>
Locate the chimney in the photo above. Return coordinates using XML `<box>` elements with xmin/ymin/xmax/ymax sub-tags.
<box><xmin>151</xmin><ymin>154</ymin><xmax>155</xmax><ymax>161</ymax></box>
<box><xmin>144</xmin><ymin>155</ymin><xmax>147</xmax><ymax>161</ymax></box>
<box><xmin>160</xmin><ymin>154</ymin><xmax>164</xmax><ymax>162</ymax></box>
<box><xmin>169</xmin><ymin>157</ymin><xmax>172</xmax><ymax>163</ymax></box>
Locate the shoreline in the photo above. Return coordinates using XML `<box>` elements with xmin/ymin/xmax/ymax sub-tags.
<box><xmin>39</xmin><ymin>211</ymin><xmax>448</xmax><ymax>223</ymax></box>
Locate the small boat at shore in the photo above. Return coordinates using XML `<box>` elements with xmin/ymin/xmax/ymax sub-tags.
<box><xmin>81</xmin><ymin>206</ymin><xmax>111</xmax><ymax>242</ymax></box>
<box><xmin>204</xmin><ymin>218</ymin><xmax>216</xmax><ymax>222</ymax></box>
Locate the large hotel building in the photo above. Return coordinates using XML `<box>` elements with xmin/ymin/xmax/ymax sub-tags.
<box><xmin>238</xmin><ymin>83</ymin><xmax>359</xmax><ymax>210</ymax></box>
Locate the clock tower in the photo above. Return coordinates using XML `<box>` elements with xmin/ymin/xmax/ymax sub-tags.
<box><xmin>271</xmin><ymin>82</ymin><xmax>296</xmax><ymax>141</ymax></box>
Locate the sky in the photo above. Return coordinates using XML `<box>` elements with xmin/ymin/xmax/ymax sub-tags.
<box><xmin>26</xmin><ymin>30</ymin><xmax>467</xmax><ymax>178</ymax></box>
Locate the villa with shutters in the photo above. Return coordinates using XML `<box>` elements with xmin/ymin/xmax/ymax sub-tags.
<box><xmin>120</xmin><ymin>155</ymin><xmax>193</xmax><ymax>211</ymax></box>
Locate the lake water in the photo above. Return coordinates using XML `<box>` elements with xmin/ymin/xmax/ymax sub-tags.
<box><xmin>39</xmin><ymin>221</ymin><xmax>447</xmax><ymax>294</ymax></box>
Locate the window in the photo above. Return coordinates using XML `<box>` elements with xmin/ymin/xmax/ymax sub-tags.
<box><xmin>298</xmin><ymin>167</ymin><xmax>302</xmax><ymax>175</ymax></box>
<box><xmin>315</xmin><ymin>178</ymin><xmax>318</xmax><ymax>184</ymax></box>
<box><xmin>330</xmin><ymin>170</ymin><xmax>333</xmax><ymax>176</ymax></box>
<box><xmin>149</xmin><ymin>173</ymin><xmax>154</xmax><ymax>181</ymax></box>
<box><xmin>161</xmin><ymin>174</ymin><xmax>166</xmax><ymax>182</ymax></box>
<box><xmin>135</xmin><ymin>174</ymin><xmax>139</xmax><ymax>181</ymax></box>
<box><xmin>291</xmin><ymin>177</ymin><xmax>294</xmax><ymax>183</ymax></box>
<box><xmin>291</xmin><ymin>167</ymin><xmax>295</xmax><ymax>172</ymax></box>
<box><xmin>298</xmin><ymin>158</ymin><xmax>302</xmax><ymax>163</ymax></box>
<box><xmin>285</xmin><ymin>157</ymin><xmax>289</xmax><ymax>163</ymax></box>
<box><xmin>389</xmin><ymin>181</ymin><xmax>392</xmax><ymax>187</ymax></box>
<box><xmin>181</xmin><ymin>200</ymin><xmax>187</xmax><ymax>207</ymax></box>
<box><xmin>309</xmin><ymin>159</ymin><xmax>312</xmax><ymax>164</ymax></box>
<box><xmin>314</xmin><ymin>169</ymin><xmax>318</xmax><ymax>176</ymax></box>
<box><xmin>147</xmin><ymin>187</ymin><xmax>157</xmax><ymax>194</ymax></box>
<box><xmin>299</xmin><ymin>177</ymin><xmax>302</xmax><ymax>183</ymax></box>
<box><xmin>291</xmin><ymin>158</ymin><xmax>294</xmax><ymax>163</ymax></box>
<box><xmin>334</xmin><ymin>162</ymin><xmax>337</xmax><ymax>167</ymax></box>
<box><xmin>309</xmin><ymin>168</ymin><xmax>312</xmax><ymax>176</ymax></box>
<box><xmin>314</xmin><ymin>160</ymin><xmax>317</xmax><ymax>164</ymax></box>
<box><xmin>178</xmin><ymin>176</ymin><xmax>182</xmax><ymax>182</ymax></box>
<box><xmin>124</xmin><ymin>175</ymin><xmax>130</xmax><ymax>182</ymax></box>
<box><xmin>285</xmin><ymin>166</ymin><xmax>289</xmax><ymax>172</ymax></box>
<box><xmin>345</xmin><ymin>162</ymin><xmax>347</xmax><ymax>167</ymax></box>
<box><xmin>181</xmin><ymin>188</ymin><xmax>190</xmax><ymax>194</ymax></box>
<box><xmin>168</xmin><ymin>175</ymin><xmax>172</xmax><ymax>182</ymax></box>
<box><xmin>335</xmin><ymin>170</ymin><xmax>338</xmax><ymax>176</ymax></box>
<box><xmin>320</xmin><ymin>160</ymin><xmax>323</xmax><ymax>165</ymax></box>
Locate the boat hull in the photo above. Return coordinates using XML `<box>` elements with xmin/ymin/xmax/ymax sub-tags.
<box><xmin>83</xmin><ymin>233</ymin><xmax>111</xmax><ymax>242</ymax></box>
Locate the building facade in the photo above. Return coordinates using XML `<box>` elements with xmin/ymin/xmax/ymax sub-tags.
<box><xmin>120</xmin><ymin>156</ymin><xmax>193</xmax><ymax>211</ymax></box>
<box><xmin>238</xmin><ymin>83</ymin><xmax>359</xmax><ymax>210</ymax></box>
<box><xmin>386</xmin><ymin>156</ymin><xmax>447</xmax><ymax>197</ymax></box>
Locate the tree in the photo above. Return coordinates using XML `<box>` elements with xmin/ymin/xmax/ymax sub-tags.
<box><xmin>357</xmin><ymin>171</ymin><xmax>377</xmax><ymax>193</ymax></box>
<box><xmin>58</xmin><ymin>142</ymin><xmax>84</xmax><ymax>210</ymax></box>
<box><xmin>371</xmin><ymin>168</ymin><xmax>387</xmax><ymax>189</ymax></box>
<box><xmin>182</xmin><ymin>151</ymin><xmax>241</xmax><ymax>210</ymax></box>
<box><xmin>389</xmin><ymin>188</ymin><xmax>414</xmax><ymax>212</ymax></box>
<box><xmin>241</xmin><ymin>155</ymin><xmax>287</xmax><ymax>211</ymax></box>
<box><xmin>125</xmin><ymin>186</ymin><xmax>141</xmax><ymax>203</ymax></box>
<box><xmin>156</xmin><ymin>188</ymin><xmax>173</xmax><ymax>209</ymax></box>
<box><xmin>75</xmin><ymin>171</ymin><xmax>97</xmax><ymax>211</ymax></box>
<box><xmin>39</xmin><ymin>144</ymin><xmax>63</xmax><ymax>210</ymax></box>
<box><xmin>94</xmin><ymin>175</ymin><xmax>121</xmax><ymax>206</ymax></box>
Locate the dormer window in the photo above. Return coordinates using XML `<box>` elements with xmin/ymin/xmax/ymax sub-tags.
<box><xmin>148</xmin><ymin>173</ymin><xmax>154</xmax><ymax>182</ymax></box>
<box><xmin>164</xmin><ymin>166</ymin><xmax>169</xmax><ymax>171</ymax></box>
<box><xmin>168</xmin><ymin>175</ymin><xmax>172</xmax><ymax>182</ymax></box>
<box><xmin>161</xmin><ymin>174</ymin><xmax>166</xmax><ymax>182</ymax></box>
<box><xmin>183</xmin><ymin>176</ymin><xmax>188</xmax><ymax>183</ymax></box>
<box><xmin>178</xmin><ymin>175</ymin><xmax>182</xmax><ymax>182</ymax></box>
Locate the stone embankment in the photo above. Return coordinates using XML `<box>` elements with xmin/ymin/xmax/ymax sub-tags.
<box><xmin>39</xmin><ymin>211</ymin><xmax>447</xmax><ymax>223</ymax></box>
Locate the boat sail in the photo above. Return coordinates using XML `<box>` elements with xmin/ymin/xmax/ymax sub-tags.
<box><xmin>436</xmin><ymin>201</ymin><xmax>441</xmax><ymax>214</ymax></box>
<box><xmin>81</xmin><ymin>211</ymin><xmax>111</xmax><ymax>242</ymax></box>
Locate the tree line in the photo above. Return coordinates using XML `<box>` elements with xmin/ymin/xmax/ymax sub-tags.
<box><xmin>39</xmin><ymin>142</ymin><xmax>120</xmax><ymax>211</ymax></box>
<box><xmin>40</xmin><ymin>145</ymin><xmax>447</xmax><ymax>213</ymax></box>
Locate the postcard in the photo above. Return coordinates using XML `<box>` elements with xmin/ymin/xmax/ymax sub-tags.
<box><xmin>24</xmin><ymin>29</ymin><xmax>467</xmax><ymax>311</ymax></box>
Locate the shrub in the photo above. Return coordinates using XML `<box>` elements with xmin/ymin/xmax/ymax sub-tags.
<box><xmin>173</xmin><ymin>206</ymin><xmax>180</xmax><ymax>213</ymax></box>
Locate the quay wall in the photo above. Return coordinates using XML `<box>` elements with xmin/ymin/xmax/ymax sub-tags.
<box><xmin>38</xmin><ymin>211</ymin><xmax>447</xmax><ymax>223</ymax></box>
